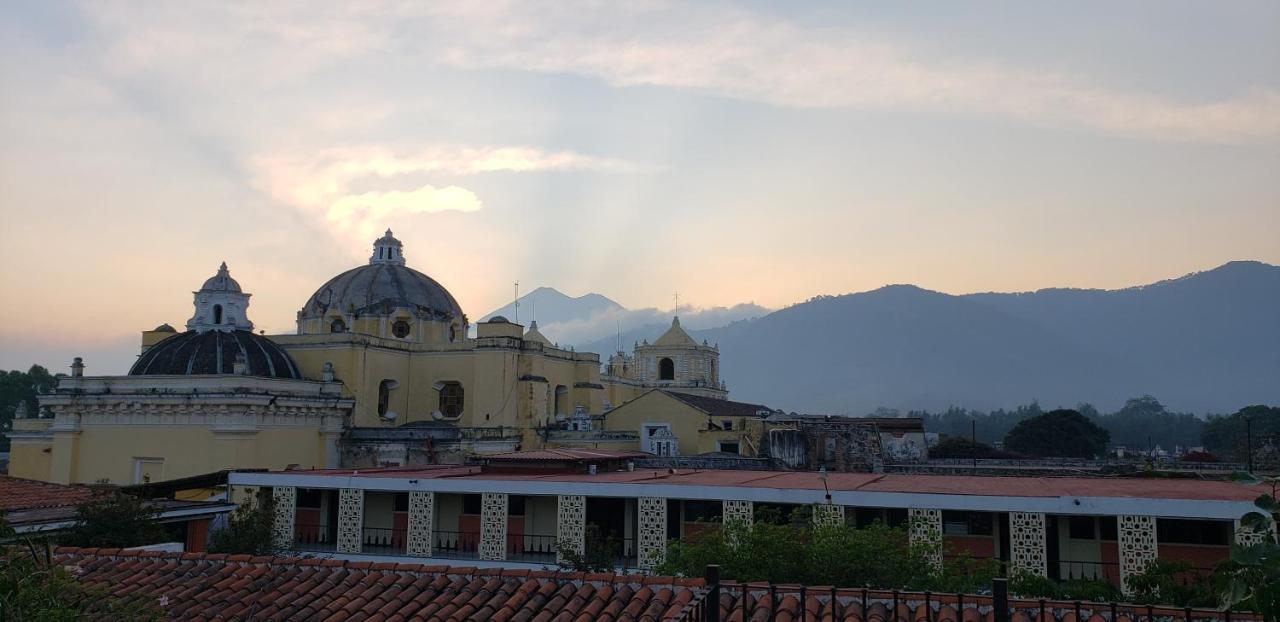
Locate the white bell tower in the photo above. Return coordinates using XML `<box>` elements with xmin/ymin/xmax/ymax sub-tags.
<box><xmin>186</xmin><ymin>262</ymin><xmax>254</xmax><ymax>332</ymax></box>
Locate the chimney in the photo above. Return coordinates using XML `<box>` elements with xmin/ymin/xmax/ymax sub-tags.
<box><xmin>70</xmin><ymin>357</ymin><xmax>84</xmax><ymax>377</ymax></box>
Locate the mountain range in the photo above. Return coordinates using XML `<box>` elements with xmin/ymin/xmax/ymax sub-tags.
<box><xmin>488</xmin><ymin>261</ymin><xmax>1280</xmax><ymax>415</ymax></box>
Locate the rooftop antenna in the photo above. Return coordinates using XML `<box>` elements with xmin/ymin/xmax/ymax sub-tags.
<box><xmin>513</xmin><ymin>281</ymin><xmax>519</xmax><ymax>324</ymax></box>
<box><xmin>673</xmin><ymin>291</ymin><xmax>679</xmax><ymax>316</ymax></box>
<box><xmin>616</xmin><ymin>319</ymin><xmax>622</xmax><ymax>353</ymax></box>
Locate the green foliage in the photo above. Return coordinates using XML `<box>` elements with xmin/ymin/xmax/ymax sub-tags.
<box><xmin>60</xmin><ymin>491</ymin><xmax>166</xmax><ymax>549</ymax></box>
<box><xmin>0</xmin><ymin>365</ymin><xmax>57</xmax><ymax>451</ymax></box>
<box><xmin>1203</xmin><ymin>406</ymin><xmax>1280</xmax><ymax>462</ymax></box>
<box><xmin>1220</xmin><ymin>479</ymin><xmax>1280</xmax><ymax>622</ymax></box>
<box><xmin>208</xmin><ymin>496</ymin><xmax>276</xmax><ymax>555</ymax></box>
<box><xmin>1009</xmin><ymin>570</ymin><xmax>1123</xmax><ymax>602</ymax></box>
<box><xmin>1090</xmin><ymin>395</ymin><xmax>1205</xmax><ymax>451</ymax></box>
<box><xmin>655</xmin><ymin>517</ymin><xmax>980</xmax><ymax>591</ymax></box>
<box><xmin>556</xmin><ymin>525</ymin><xmax>624</xmax><ymax>572</ymax></box>
<box><xmin>0</xmin><ymin>517</ymin><xmax>161</xmax><ymax>621</ymax></box>
<box><xmin>1126</xmin><ymin>561</ymin><xmax>1219</xmax><ymax>607</ymax></box>
<box><xmin>1004</xmin><ymin>409</ymin><xmax>1109</xmax><ymax>458</ymax></box>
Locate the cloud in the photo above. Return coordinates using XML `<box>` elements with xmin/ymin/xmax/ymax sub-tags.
<box><xmin>250</xmin><ymin>145</ymin><xmax>641</xmax><ymax>249</ymax></box>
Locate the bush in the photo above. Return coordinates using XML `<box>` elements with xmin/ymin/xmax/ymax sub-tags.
<box><xmin>930</xmin><ymin>437</ymin><xmax>1024</xmax><ymax>460</ymax></box>
<box><xmin>208</xmin><ymin>496</ymin><xmax>276</xmax><ymax>555</ymax></box>
<box><xmin>60</xmin><ymin>491</ymin><xmax>165</xmax><ymax>549</ymax></box>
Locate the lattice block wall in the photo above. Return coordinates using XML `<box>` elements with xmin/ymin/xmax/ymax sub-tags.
<box><xmin>406</xmin><ymin>491</ymin><xmax>434</xmax><ymax>557</ymax></box>
<box><xmin>336</xmin><ymin>488</ymin><xmax>364</xmax><ymax>554</ymax></box>
<box><xmin>270</xmin><ymin>486</ymin><xmax>296</xmax><ymax>550</ymax></box>
<box><xmin>1235</xmin><ymin>517</ymin><xmax>1277</xmax><ymax>547</ymax></box>
<box><xmin>812</xmin><ymin>503</ymin><xmax>845</xmax><ymax>527</ymax></box>
<box><xmin>557</xmin><ymin>495</ymin><xmax>586</xmax><ymax>564</ymax></box>
<box><xmin>1009</xmin><ymin>512</ymin><xmax>1047</xmax><ymax>577</ymax></box>
<box><xmin>1119</xmin><ymin>515</ymin><xmax>1157</xmax><ymax>595</ymax></box>
<box><xmin>723</xmin><ymin>500</ymin><xmax>753</xmax><ymax>527</ymax></box>
<box><xmin>638</xmin><ymin>497</ymin><xmax>667</xmax><ymax>570</ymax></box>
<box><xmin>909</xmin><ymin>508</ymin><xmax>943</xmax><ymax>571</ymax></box>
<box><xmin>479</xmin><ymin>493</ymin><xmax>509</xmax><ymax>561</ymax></box>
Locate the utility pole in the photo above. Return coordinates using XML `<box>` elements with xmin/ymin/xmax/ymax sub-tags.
<box><xmin>972</xmin><ymin>418</ymin><xmax>978</xmax><ymax>473</ymax></box>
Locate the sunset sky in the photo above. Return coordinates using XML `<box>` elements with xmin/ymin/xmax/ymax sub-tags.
<box><xmin>2</xmin><ymin>2</ymin><xmax>1278</xmax><ymax>374</ymax></box>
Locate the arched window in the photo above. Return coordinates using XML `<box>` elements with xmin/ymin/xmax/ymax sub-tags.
<box><xmin>391</xmin><ymin>320</ymin><xmax>411</xmax><ymax>338</ymax></box>
<box><xmin>213</xmin><ymin>304</ymin><xmax>223</xmax><ymax>325</ymax></box>
<box><xmin>659</xmin><ymin>357</ymin><xmax>675</xmax><ymax>381</ymax></box>
<box><xmin>377</xmin><ymin>379</ymin><xmax>395</xmax><ymax>417</ymax></box>
<box><xmin>330</xmin><ymin>318</ymin><xmax>347</xmax><ymax>333</ymax></box>
<box><xmin>554</xmin><ymin>385</ymin><xmax>569</xmax><ymax>416</ymax></box>
<box><xmin>448</xmin><ymin>324</ymin><xmax>457</xmax><ymax>342</ymax></box>
<box><xmin>439</xmin><ymin>382</ymin><xmax>464</xmax><ymax>418</ymax></box>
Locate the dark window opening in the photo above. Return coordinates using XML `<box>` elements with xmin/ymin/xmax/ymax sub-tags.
<box><xmin>377</xmin><ymin>379</ymin><xmax>394</xmax><ymax>417</ymax></box>
<box><xmin>449</xmin><ymin>324</ymin><xmax>457</xmax><ymax>342</ymax></box>
<box><xmin>508</xmin><ymin>496</ymin><xmax>525</xmax><ymax>516</ymax></box>
<box><xmin>392</xmin><ymin>320</ymin><xmax>411</xmax><ymax>338</ymax></box>
<box><xmin>1068</xmin><ymin>516</ymin><xmax>1097</xmax><ymax>540</ymax></box>
<box><xmin>297</xmin><ymin>489</ymin><xmax>323</xmax><ymax>509</ymax></box>
<box><xmin>213</xmin><ymin>304</ymin><xmax>223</xmax><ymax>324</ymax></box>
<box><xmin>659</xmin><ymin>357</ymin><xmax>675</xmax><ymax>380</ymax></box>
<box><xmin>462</xmin><ymin>494</ymin><xmax>481</xmax><ymax>514</ymax></box>
<box><xmin>439</xmin><ymin>381</ymin><xmax>464</xmax><ymax>418</ymax></box>
<box><xmin>1158</xmin><ymin>518</ymin><xmax>1230</xmax><ymax>546</ymax></box>
<box><xmin>684</xmin><ymin>500</ymin><xmax>722</xmax><ymax>522</ymax></box>
<box><xmin>1099</xmin><ymin>517</ymin><xmax>1118</xmax><ymax>541</ymax></box>
<box><xmin>942</xmin><ymin>511</ymin><xmax>995</xmax><ymax>536</ymax></box>
<box><xmin>719</xmin><ymin>441</ymin><xmax>740</xmax><ymax>454</ymax></box>
<box><xmin>394</xmin><ymin>493</ymin><xmax>408</xmax><ymax>512</ymax></box>
<box><xmin>554</xmin><ymin>385</ymin><xmax>568</xmax><ymax>415</ymax></box>
<box><xmin>330</xmin><ymin>318</ymin><xmax>346</xmax><ymax>333</ymax></box>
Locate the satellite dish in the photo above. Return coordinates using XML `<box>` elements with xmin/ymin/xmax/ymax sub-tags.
<box><xmin>431</xmin><ymin>410</ymin><xmax>445</xmax><ymax>421</ymax></box>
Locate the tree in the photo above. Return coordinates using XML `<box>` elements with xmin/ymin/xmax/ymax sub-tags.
<box><xmin>1203</xmin><ymin>405</ymin><xmax>1280</xmax><ymax>462</ymax></box>
<box><xmin>556</xmin><ymin>525</ymin><xmax>624</xmax><ymax>572</ymax></box>
<box><xmin>1220</xmin><ymin>474</ymin><xmax>1280</xmax><ymax>622</ymax></box>
<box><xmin>60</xmin><ymin>490</ymin><xmax>166</xmax><ymax>549</ymax></box>
<box><xmin>1093</xmin><ymin>395</ymin><xmax>1204</xmax><ymax>452</ymax></box>
<box><xmin>0</xmin><ymin>365</ymin><xmax>58</xmax><ymax>451</ymax></box>
<box><xmin>1003</xmin><ymin>409</ymin><xmax>1109</xmax><ymax>458</ymax></box>
<box><xmin>208</xmin><ymin>496</ymin><xmax>276</xmax><ymax>555</ymax></box>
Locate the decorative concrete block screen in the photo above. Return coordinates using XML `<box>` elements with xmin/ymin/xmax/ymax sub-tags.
<box><xmin>638</xmin><ymin>497</ymin><xmax>667</xmax><ymax>569</ymax></box>
<box><xmin>908</xmin><ymin>508</ymin><xmax>943</xmax><ymax>571</ymax></box>
<box><xmin>1010</xmin><ymin>511</ymin><xmax>1047</xmax><ymax>577</ymax></box>
<box><xmin>271</xmin><ymin>486</ymin><xmax>296</xmax><ymax>550</ymax></box>
<box><xmin>723</xmin><ymin>500</ymin><xmax>753</xmax><ymax>527</ymax></box>
<box><xmin>556</xmin><ymin>495</ymin><xmax>586</xmax><ymax>564</ymax></box>
<box><xmin>1118</xmin><ymin>515</ymin><xmax>1157</xmax><ymax>595</ymax></box>
<box><xmin>406</xmin><ymin>491</ymin><xmax>434</xmax><ymax>557</ymax></box>
<box><xmin>812</xmin><ymin>503</ymin><xmax>845</xmax><ymax>526</ymax></box>
<box><xmin>336</xmin><ymin>488</ymin><xmax>363</xmax><ymax>554</ymax></box>
<box><xmin>479</xmin><ymin>492</ymin><xmax>509</xmax><ymax>561</ymax></box>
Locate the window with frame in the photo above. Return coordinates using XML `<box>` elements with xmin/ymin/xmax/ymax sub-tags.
<box><xmin>718</xmin><ymin>441</ymin><xmax>740</xmax><ymax>455</ymax></box>
<box><xmin>439</xmin><ymin>381</ymin><xmax>464</xmax><ymax>418</ymax></box>
<box><xmin>659</xmin><ymin>357</ymin><xmax>675</xmax><ymax>380</ymax></box>
<box><xmin>391</xmin><ymin>319</ymin><xmax>411</xmax><ymax>338</ymax></box>
<box><xmin>330</xmin><ymin>317</ymin><xmax>346</xmax><ymax>333</ymax></box>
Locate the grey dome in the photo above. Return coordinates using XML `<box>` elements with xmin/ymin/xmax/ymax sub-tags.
<box><xmin>130</xmin><ymin>330</ymin><xmax>301</xmax><ymax>379</ymax></box>
<box><xmin>300</xmin><ymin>263</ymin><xmax>464</xmax><ymax>321</ymax></box>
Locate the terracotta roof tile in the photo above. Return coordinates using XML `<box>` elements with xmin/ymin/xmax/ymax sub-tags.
<box><xmin>44</xmin><ymin>549</ymin><xmax>704</xmax><ymax>621</ymax></box>
<box><xmin>0</xmin><ymin>475</ymin><xmax>97</xmax><ymax>511</ymax></box>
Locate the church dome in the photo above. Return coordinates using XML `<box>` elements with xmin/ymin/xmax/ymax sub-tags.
<box><xmin>130</xmin><ymin>330</ymin><xmax>302</xmax><ymax>379</ymax></box>
<box><xmin>298</xmin><ymin>230</ymin><xmax>465</xmax><ymax>322</ymax></box>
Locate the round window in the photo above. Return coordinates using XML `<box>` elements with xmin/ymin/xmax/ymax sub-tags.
<box><xmin>391</xmin><ymin>320</ymin><xmax>411</xmax><ymax>338</ymax></box>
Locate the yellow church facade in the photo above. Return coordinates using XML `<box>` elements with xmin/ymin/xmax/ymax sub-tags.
<box><xmin>10</xmin><ymin>230</ymin><xmax>735</xmax><ymax>486</ymax></box>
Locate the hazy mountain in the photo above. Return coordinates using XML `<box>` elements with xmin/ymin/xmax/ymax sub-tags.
<box><xmin>614</xmin><ymin>261</ymin><xmax>1280</xmax><ymax>415</ymax></box>
<box><xmin>481</xmin><ymin>286</ymin><xmax>624</xmax><ymax>326</ymax></box>
<box><xmin>480</xmin><ymin>287</ymin><xmax>769</xmax><ymax>348</ymax></box>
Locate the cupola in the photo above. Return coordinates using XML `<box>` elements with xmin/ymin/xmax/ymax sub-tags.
<box><xmin>186</xmin><ymin>262</ymin><xmax>254</xmax><ymax>332</ymax></box>
<box><xmin>370</xmin><ymin>229</ymin><xmax>406</xmax><ymax>266</ymax></box>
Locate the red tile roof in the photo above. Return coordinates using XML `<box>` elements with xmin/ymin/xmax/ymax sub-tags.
<box><xmin>483</xmin><ymin>448</ymin><xmax>650</xmax><ymax>462</ymax></box>
<box><xmin>51</xmin><ymin>548</ymin><xmax>706</xmax><ymax>621</ymax></box>
<box><xmin>0</xmin><ymin>475</ymin><xmax>96</xmax><ymax>511</ymax></box>
<box><xmin>262</xmin><ymin>467</ymin><xmax>1268</xmax><ymax>503</ymax></box>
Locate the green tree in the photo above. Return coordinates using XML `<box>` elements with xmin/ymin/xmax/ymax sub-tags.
<box><xmin>928</xmin><ymin>437</ymin><xmax>1022</xmax><ymax>459</ymax></box>
<box><xmin>1220</xmin><ymin>474</ymin><xmax>1280</xmax><ymax>622</ymax></box>
<box><xmin>556</xmin><ymin>525</ymin><xmax>624</xmax><ymax>572</ymax></box>
<box><xmin>208</xmin><ymin>496</ymin><xmax>276</xmax><ymax>555</ymax></box>
<box><xmin>0</xmin><ymin>365</ymin><xmax>57</xmax><ymax>451</ymax></box>
<box><xmin>60</xmin><ymin>491</ymin><xmax>166</xmax><ymax>549</ymax></box>
<box><xmin>1003</xmin><ymin>409</ymin><xmax>1109</xmax><ymax>458</ymax></box>
<box><xmin>1093</xmin><ymin>395</ymin><xmax>1204</xmax><ymax>452</ymax></box>
<box><xmin>1203</xmin><ymin>405</ymin><xmax>1280</xmax><ymax>462</ymax></box>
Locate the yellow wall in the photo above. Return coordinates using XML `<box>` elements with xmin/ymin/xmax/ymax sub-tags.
<box><xmin>601</xmin><ymin>390</ymin><xmax>762</xmax><ymax>456</ymax></box>
<box><xmin>52</xmin><ymin>426</ymin><xmax>332</xmax><ymax>485</ymax></box>
<box><xmin>8</xmin><ymin>419</ymin><xmax>53</xmax><ymax>481</ymax></box>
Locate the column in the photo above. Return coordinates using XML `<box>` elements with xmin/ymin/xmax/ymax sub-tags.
<box><xmin>336</xmin><ymin>488</ymin><xmax>364</xmax><ymax>554</ymax></box>
<box><xmin>812</xmin><ymin>503</ymin><xmax>845</xmax><ymax>527</ymax></box>
<box><xmin>479</xmin><ymin>492</ymin><xmax>509</xmax><ymax>561</ymax></box>
<box><xmin>722</xmin><ymin>500</ymin><xmax>753</xmax><ymax>527</ymax></box>
<box><xmin>1009</xmin><ymin>512</ymin><xmax>1047</xmax><ymax>577</ymax></box>
<box><xmin>1118</xmin><ymin>515</ymin><xmax>1157</xmax><ymax>596</ymax></box>
<box><xmin>637</xmin><ymin>497</ymin><xmax>667</xmax><ymax>570</ymax></box>
<box><xmin>556</xmin><ymin>495</ymin><xmax>586</xmax><ymax>564</ymax></box>
<box><xmin>271</xmin><ymin>486</ymin><xmax>296</xmax><ymax>550</ymax></box>
<box><xmin>406</xmin><ymin>491</ymin><xmax>434</xmax><ymax>557</ymax></box>
<box><xmin>909</xmin><ymin>508</ymin><xmax>944</xmax><ymax>572</ymax></box>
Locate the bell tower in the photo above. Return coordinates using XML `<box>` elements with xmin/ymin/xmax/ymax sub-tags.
<box><xmin>186</xmin><ymin>262</ymin><xmax>253</xmax><ymax>332</ymax></box>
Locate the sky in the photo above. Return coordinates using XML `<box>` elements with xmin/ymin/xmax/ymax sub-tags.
<box><xmin>1</xmin><ymin>1</ymin><xmax>1278</xmax><ymax>375</ymax></box>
